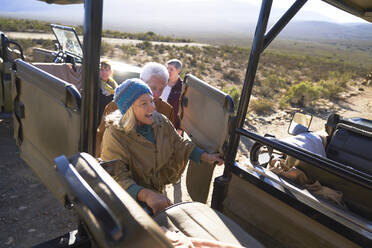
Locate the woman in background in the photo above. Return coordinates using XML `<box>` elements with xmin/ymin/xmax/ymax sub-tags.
<box><xmin>98</xmin><ymin>60</ymin><xmax>118</xmax><ymax>121</ymax></box>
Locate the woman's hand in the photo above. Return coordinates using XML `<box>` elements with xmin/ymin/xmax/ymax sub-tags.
<box><xmin>200</xmin><ymin>152</ymin><xmax>224</xmax><ymax>165</ymax></box>
<box><xmin>137</xmin><ymin>188</ymin><xmax>173</xmax><ymax>215</ymax></box>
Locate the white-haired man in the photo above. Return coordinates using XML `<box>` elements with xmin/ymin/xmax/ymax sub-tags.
<box><xmin>96</xmin><ymin>62</ymin><xmax>175</xmax><ymax>157</ymax></box>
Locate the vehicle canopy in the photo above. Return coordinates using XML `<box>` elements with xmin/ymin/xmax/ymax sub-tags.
<box><xmin>323</xmin><ymin>0</ymin><xmax>372</xmax><ymax>22</ymax></box>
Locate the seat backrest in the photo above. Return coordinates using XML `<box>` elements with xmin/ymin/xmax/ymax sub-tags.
<box><xmin>326</xmin><ymin>123</ymin><xmax>372</xmax><ymax>175</ymax></box>
<box><xmin>33</xmin><ymin>62</ymin><xmax>83</xmax><ymax>91</ymax></box>
<box><xmin>13</xmin><ymin>59</ymin><xmax>81</xmax><ymax>201</ymax></box>
<box><xmin>32</xmin><ymin>47</ymin><xmax>55</xmax><ymax>63</ymax></box>
<box><xmin>55</xmin><ymin>152</ymin><xmax>173</xmax><ymax>248</ymax></box>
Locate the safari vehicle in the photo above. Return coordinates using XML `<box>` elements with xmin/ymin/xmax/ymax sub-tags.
<box><xmin>1</xmin><ymin>0</ymin><xmax>372</xmax><ymax>247</ymax></box>
<box><xmin>31</xmin><ymin>23</ymin><xmax>141</xmax><ymax>84</ymax></box>
<box><xmin>0</xmin><ymin>22</ymin><xmax>141</xmax><ymax>114</ymax></box>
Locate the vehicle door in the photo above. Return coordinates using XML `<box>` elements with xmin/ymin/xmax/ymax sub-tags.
<box><xmin>179</xmin><ymin>74</ymin><xmax>234</xmax><ymax>203</ymax></box>
<box><xmin>11</xmin><ymin>58</ymin><xmax>81</xmax><ymax>202</ymax></box>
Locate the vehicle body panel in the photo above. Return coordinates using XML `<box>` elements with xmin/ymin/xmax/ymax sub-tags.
<box><xmin>223</xmin><ymin>173</ymin><xmax>360</xmax><ymax>247</ymax></box>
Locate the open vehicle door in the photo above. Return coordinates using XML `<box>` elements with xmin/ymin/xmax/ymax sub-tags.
<box><xmin>0</xmin><ymin>18</ymin><xmax>84</xmax><ymax>203</ymax></box>
<box><xmin>180</xmin><ymin>74</ymin><xmax>234</xmax><ymax>203</ymax></box>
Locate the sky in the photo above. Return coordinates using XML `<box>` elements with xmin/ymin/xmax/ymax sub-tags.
<box><xmin>241</xmin><ymin>0</ymin><xmax>366</xmax><ymax>23</ymax></box>
<box><xmin>0</xmin><ymin>0</ymin><xmax>368</xmax><ymax>35</ymax></box>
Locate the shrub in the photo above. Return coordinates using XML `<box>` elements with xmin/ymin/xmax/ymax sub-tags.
<box><xmin>100</xmin><ymin>41</ymin><xmax>113</xmax><ymax>55</ymax></box>
<box><xmin>16</xmin><ymin>38</ymin><xmax>54</xmax><ymax>52</ymax></box>
<box><xmin>258</xmin><ymin>74</ymin><xmax>287</xmax><ymax>97</ymax></box>
<box><xmin>319</xmin><ymin>79</ymin><xmax>343</xmax><ymax>99</ymax></box>
<box><xmin>249</xmin><ymin>98</ymin><xmax>273</xmax><ymax>114</ymax></box>
<box><xmin>213</xmin><ymin>61</ymin><xmax>222</xmax><ymax>71</ymax></box>
<box><xmin>281</xmin><ymin>81</ymin><xmax>321</xmax><ymax>107</ymax></box>
<box><xmin>328</xmin><ymin>71</ymin><xmax>353</xmax><ymax>88</ymax></box>
<box><xmin>120</xmin><ymin>45</ymin><xmax>138</xmax><ymax>56</ymax></box>
<box><xmin>222</xmin><ymin>85</ymin><xmax>241</xmax><ymax>109</ymax></box>
<box><xmin>135</xmin><ymin>40</ymin><xmax>153</xmax><ymax>51</ymax></box>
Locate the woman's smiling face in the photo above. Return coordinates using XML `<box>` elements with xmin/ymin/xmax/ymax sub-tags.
<box><xmin>132</xmin><ymin>93</ymin><xmax>156</xmax><ymax>125</ymax></box>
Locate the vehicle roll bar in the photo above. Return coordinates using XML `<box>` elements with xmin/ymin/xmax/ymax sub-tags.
<box><xmin>80</xmin><ymin>0</ymin><xmax>103</xmax><ymax>155</ymax></box>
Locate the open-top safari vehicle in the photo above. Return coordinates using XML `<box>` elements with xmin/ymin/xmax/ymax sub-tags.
<box><xmin>1</xmin><ymin>0</ymin><xmax>371</xmax><ymax>247</ymax></box>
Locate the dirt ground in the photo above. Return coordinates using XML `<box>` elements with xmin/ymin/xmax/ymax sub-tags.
<box><xmin>0</xmin><ymin>86</ymin><xmax>371</xmax><ymax>247</ymax></box>
<box><xmin>0</xmin><ymin>117</ymin><xmax>77</xmax><ymax>247</ymax></box>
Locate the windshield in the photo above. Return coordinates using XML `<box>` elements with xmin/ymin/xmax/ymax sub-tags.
<box><xmin>51</xmin><ymin>24</ymin><xmax>82</xmax><ymax>58</ymax></box>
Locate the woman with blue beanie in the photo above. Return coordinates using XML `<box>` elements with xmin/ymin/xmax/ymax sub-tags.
<box><xmin>101</xmin><ymin>78</ymin><xmax>223</xmax><ymax>215</ymax></box>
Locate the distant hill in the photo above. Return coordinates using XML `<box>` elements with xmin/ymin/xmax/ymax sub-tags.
<box><xmin>1</xmin><ymin>0</ymin><xmax>371</xmax><ymax>45</ymax></box>
<box><xmin>280</xmin><ymin>21</ymin><xmax>372</xmax><ymax>41</ymax></box>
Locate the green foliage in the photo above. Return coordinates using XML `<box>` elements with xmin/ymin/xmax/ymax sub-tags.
<box><xmin>213</xmin><ymin>61</ymin><xmax>222</xmax><ymax>71</ymax></box>
<box><xmin>16</xmin><ymin>38</ymin><xmax>54</xmax><ymax>51</ymax></box>
<box><xmin>100</xmin><ymin>41</ymin><xmax>112</xmax><ymax>56</ymax></box>
<box><xmin>102</xmin><ymin>29</ymin><xmax>193</xmax><ymax>43</ymax></box>
<box><xmin>318</xmin><ymin>79</ymin><xmax>343</xmax><ymax>99</ymax></box>
<box><xmin>136</xmin><ymin>41</ymin><xmax>152</xmax><ymax>50</ymax></box>
<box><xmin>120</xmin><ymin>45</ymin><xmax>138</xmax><ymax>56</ymax></box>
<box><xmin>327</xmin><ymin>71</ymin><xmax>353</xmax><ymax>88</ymax></box>
<box><xmin>249</xmin><ymin>98</ymin><xmax>273</xmax><ymax>114</ymax></box>
<box><xmin>0</xmin><ymin>17</ymin><xmax>51</xmax><ymax>32</ymax></box>
<box><xmin>257</xmin><ymin>74</ymin><xmax>287</xmax><ymax>97</ymax></box>
<box><xmin>281</xmin><ymin>81</ymin><xmax>321</xmax><ymax>107</ymax></box>
<box><xmin>222</xmin><ymin>85</ymin><xmax>241</xmax><ymax>108</ymax></box>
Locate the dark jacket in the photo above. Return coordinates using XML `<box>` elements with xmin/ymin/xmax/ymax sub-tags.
<box><xmin>167</xmin><ymin>77</ymin><xmax>183</xmax><ymax>129</ymax></box>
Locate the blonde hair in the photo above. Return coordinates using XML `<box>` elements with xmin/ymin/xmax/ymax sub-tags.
<box><xmin>120</xmin><ymin>106</ymin><xmax>136</xmax><ymax>133</ymax></box>
<box><xmin>105</xmin><ymin>106</ymin><xmax>136</xmax><ymax>133</ymax></box>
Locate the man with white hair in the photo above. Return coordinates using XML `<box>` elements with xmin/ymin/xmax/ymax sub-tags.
<box><xmin>96</xmin><ymin>62</ymin><xmax>175</xmax><ymax>157</ymax></box>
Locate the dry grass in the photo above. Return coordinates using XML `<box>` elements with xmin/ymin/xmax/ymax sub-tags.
<box><xmin>19</xmin><ymin>32</ymin><xmax>371</xmax><ymax>116</ymax></box>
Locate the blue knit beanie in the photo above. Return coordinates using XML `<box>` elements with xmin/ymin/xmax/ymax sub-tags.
<box><xmin>114</xmin><ymin>78</ymin><xmax>152</xmax><ymax>115</ymax></box>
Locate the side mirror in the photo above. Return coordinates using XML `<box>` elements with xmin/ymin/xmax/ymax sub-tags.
<box><xmin>288</xmin><ymin>112</ymin><xmax>312</xmax><ymax>135</ymax></box>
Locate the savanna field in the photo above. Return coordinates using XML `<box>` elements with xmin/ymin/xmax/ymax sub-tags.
<box><xmin>2</xmin><ymin>17</ymin><xmax>371</xmax><ymax>118</ymax></box>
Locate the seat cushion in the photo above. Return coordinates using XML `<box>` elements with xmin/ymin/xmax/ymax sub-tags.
<box><xmin>154</xmin><ymin>202</ymin><xmax>263</xmax><ymax>247</ymax></box>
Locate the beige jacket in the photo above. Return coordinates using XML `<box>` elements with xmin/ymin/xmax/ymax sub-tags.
<box><xmin>96</xmin><ymin>99</ymin><xmax>175</xmax><ymax>157</ymax></box>
<box><xmin>101</xmin><ymin>111</ymin><xmax>195</xmax><ymax>192</ymax></box>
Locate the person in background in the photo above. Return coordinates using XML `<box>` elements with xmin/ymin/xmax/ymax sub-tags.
<box><xmin>96</xmin><ymin>62</ymin><xmax>175</xmax><ymax>157</ymax></box>
<box><xmin>161</xmin><ymin>59</ymin><xmax>183</xmax><ymax>131</ymax></box>
<box><xmin>98</xmin><ymin>60</ymin><xmax>118</xmax><ymax>121</ymax></box>
<box><xmin>101</xmin><ymin>78</ymin><xmax>223</xmax><ymax>215</ymax></box>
